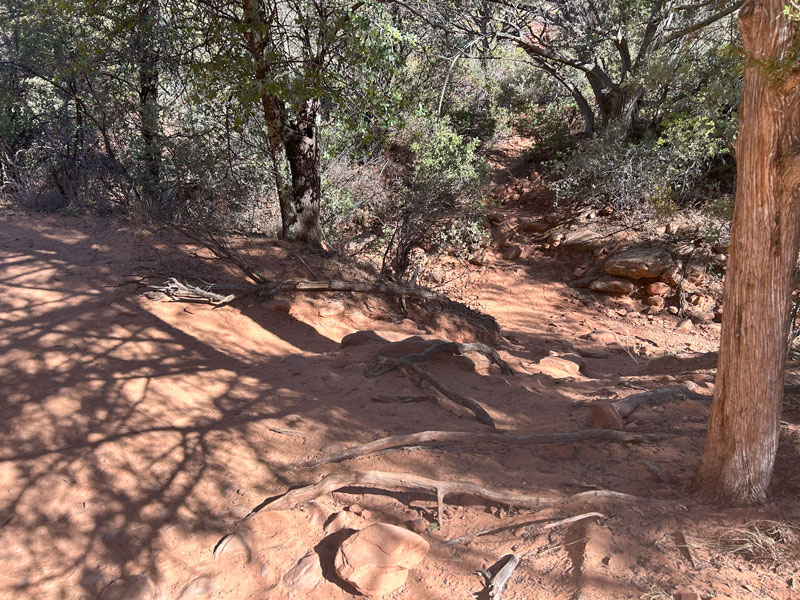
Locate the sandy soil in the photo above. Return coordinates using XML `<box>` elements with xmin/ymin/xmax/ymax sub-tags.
<box><xmin>2</xmin><ymin>161</ymin><xmax>800</xmax><ymax>599</ymax></box>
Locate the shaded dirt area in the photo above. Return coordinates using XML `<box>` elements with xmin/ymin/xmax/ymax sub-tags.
<box><xmin>1</xmin><ymin>207</ymin><xmax>800</xmax><ymax>600</ymax></box>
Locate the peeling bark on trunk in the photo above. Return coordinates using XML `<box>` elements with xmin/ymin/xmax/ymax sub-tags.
<box><xmin>694</xmin><ymin>0</ymin><xmax>800</xmax><ymax>505</ymax></box>
<box><xmin>260</xmin><ymin>94</ymin><xmax>297</xmax><ymax>239</ymax></box>
<box><xmin>285</xmin><ymin>98</ymin><xmax>322</xmax><ymax>245</ymax></box>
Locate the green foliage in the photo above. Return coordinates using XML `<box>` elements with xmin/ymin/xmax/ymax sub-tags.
<box><xmin>550</xmin><ymin>110</ymin><xmax>735</xmax><ymax>216</ymax></box>
<box><xmin>513</xmin><ymin>100</ymin><xmax>573</xmax><ymax>148</ymax></box>
<box><xmin>381</xmin><ymin>115</ymin><xmax>487</xmax><ymax>276</ymax></box>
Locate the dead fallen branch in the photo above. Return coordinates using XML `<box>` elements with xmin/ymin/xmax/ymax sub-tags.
<box><xmin>296</xmin><ymin>429</ymin><xmax>652</xmax><ymax>469</ymax></box>
<box><xmin>147</xmin><ymin>277</ymin><xmax>448</xmax><ymax>306</ymax></box>
<box><xmin>610</xmin><ymin>386</ymin><xmax>709</xmax><ymax>418</ymax></box>
<box><xmin>366</xmin><ymin>339</ymin><xmax>513</xmax><ymax>377</ymax></box>
<box><xmin>365</xmin><ymin>356</ymin><xmax>497</xmax><ymax>428</ymax></box>
<box><xmin>443</xmin><ymin>511</ymin><xmax>605</xmax><ymax>546</ymax></box>
<box><xmin>249</xmin><ymin>470</ymin><xmax>640</xmax><ymax>526</ymax></box>
<box><xmin>483</xmin><ymin>554</ymin><xmax>521</xmax><ymax>600</ymax></box>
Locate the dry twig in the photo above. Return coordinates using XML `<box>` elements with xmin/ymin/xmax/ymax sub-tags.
<box><xmin>296</xmin><ymin>429</ymin><xmax>651</xmax><ymax>469</ymax></box>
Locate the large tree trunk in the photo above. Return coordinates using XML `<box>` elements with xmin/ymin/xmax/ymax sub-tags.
<box><xmin>135</xmin><ymin>0</ymin><xmax>162</xmax><ymax>219</ymax></box>
<box><xmin>260</xmin><ymin>94</ymin><xmax>297</xmax><ymax>239</ymax></box>
<box><xmin>694</xmin><ymin>0</ymin><xmax>800</xmax><ymax>505</ymax></box>
<box><xmin>241</xmin><ymin>0</ymin><xmax>299</xmax><ymax>240</ymax></box>
<box><xmin>285</xmin><ymin>98</ymin><xmax>323</xmax><ymax>245</ymax></box>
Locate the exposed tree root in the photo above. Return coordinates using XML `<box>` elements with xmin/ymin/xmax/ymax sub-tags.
<box><xmin>295</xmin><ymin>429</ymin><xmax>652</xmax><ymax>469</ymax></box>
<box><xmin>610</xmin><ymin>385</ymin><xmax>709</xmax><ymax>418</ymax></box>
<box><xmin>248</xmin><ymin>470</ymin><xmax>640</xmax><ymax>526</ymax></box>
<box><xmin>147</xmin><ymin>277</ymin><xmax>448</xmax><ymax>306</ymax></box>
<box><xmin>365</xmin><ymin>356</ymin><xmax>497</xmax><ymax>427</ymax></box>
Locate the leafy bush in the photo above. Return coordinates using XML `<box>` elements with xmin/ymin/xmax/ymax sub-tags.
<box><xmin>381</xmin><ymin>115</ymin><xmax>488</xmax><ymax>277</ymax></box>
<box><xmin>549</xmin><ymin>111</ymin><xmax>734</xmax><ymax>216</ymax></box>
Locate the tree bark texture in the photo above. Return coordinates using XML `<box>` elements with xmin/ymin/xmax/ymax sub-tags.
<box><xmin>285</xmin><ymin>98</ymin><xmax>323</xmax><ymax>244</ymax></box>
<box><xmin>694</xmin><ymin>0</ymin><xmax>800</xmax><ymax>505</ymax></box>
<box><xmin>135</xmin><ymin>0</ymin><xmax>162</xmax><ymax>218</ymax></box>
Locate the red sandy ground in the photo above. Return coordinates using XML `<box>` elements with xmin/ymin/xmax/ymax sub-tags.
<box><xmin>2</xmin><ymin>203</ymin><xmax>800</xmax><ymax>598</ymax></box>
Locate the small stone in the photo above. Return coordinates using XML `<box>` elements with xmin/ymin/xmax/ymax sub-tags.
<box><xmin>334</xmin><ymin>523</ymin><xmax>430</xmax><ymax>597</ymax></box>
<box><xmin>283</xmin><ymin>551</ymin><xmax>323</xmax><ymax>590</ymax></box>
<box><xmin>591</xmin><ymin>402</ymin><xmax>624</xmax><ymax>431</ymax></box>
<box><xmin>667</xmin><ymin>306</ymin><xmax>679</xmax><ymax>315</ymax></box>
<box><xmin>714</xmin><ymin>253</ymin><xmax>727</xmax><ymax>262</ymax></box>
<box><xmin>347</xmin><ymin>504</ymin><xmax>363</xmax><ymax>515</ymax></box>
<box><xmin>676</xmin><ymin>318</ymin><xmax>693</xmax><ymax>332</ymax></box>
<box><xmin>646</xmin><ymin>296</ymin><xmax>665</xmax><ymax>307</ymax></box>
<box><xmin>99</xmin><ymin>574</ymin><xmax>158</xmax><ymax>600</ymax></box>
<box><xmin>589</xmin><ymin>277</ymin><xmax>635</xmax><ymax>295</ymax></box>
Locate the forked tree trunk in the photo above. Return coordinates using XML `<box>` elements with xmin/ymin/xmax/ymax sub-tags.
<box><xmin>694</xmin><ymin>0</ymin><xmax>800</xmax><ymax>505</ymax></box>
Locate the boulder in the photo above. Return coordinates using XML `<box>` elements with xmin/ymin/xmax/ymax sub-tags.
<box><xmin>605</xmin><ymin>247</ymin><xmax>674</xmax><ymax>279</ymax></box>
<box><xmin>334</xmin><ymin>523</ymin><xmax>429</xmax><ymax>597</ymax></box>
<box><xmin>341</xmin><ymin>330</ymin><xmax>388</xmax><ymax>348</ymax></box>
<box><xmin>589</xmin><ymin>277</ymin><xmax>635</xmax><ymax>295</ymax></box>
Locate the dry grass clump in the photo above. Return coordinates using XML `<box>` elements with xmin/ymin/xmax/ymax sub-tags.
<box><xmin>711</xmin><ymin>520</ymin><xmax>798</xmax><ymax>563</ymax></box>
